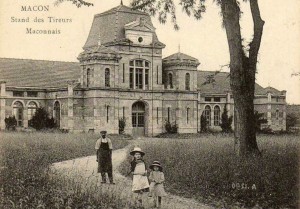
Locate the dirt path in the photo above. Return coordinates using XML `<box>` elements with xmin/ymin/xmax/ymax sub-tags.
<box><xmin>51</xmin><ymin>144</ymin><xmax>214</xmax><ymax>209</ymax></box>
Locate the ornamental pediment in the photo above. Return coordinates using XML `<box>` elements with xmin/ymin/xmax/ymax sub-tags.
<box><xmin>124</xmin><ymin>17</ymin><xmax>155</xmax><ymax>32</ymax></box>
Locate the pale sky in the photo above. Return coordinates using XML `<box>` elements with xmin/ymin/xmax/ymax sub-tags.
<box><xmin>0</xmin><ymin>0</ymin><xmax>299</xmax><ymax>104</ymax></box>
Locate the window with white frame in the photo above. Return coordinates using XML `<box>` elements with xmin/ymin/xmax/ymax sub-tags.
<box><xmin>214</xmin><ymin>106</ymin><xmax>221</xmax><ymax>126</ymax></box>
<box><xmin>129</xmin><ymin>60</ymin><xmax>150</xmax><ymax>90</ymax></box>
<box><xmin>204</xmin><ymin>105</ymin><xmax>211</xmax><ymax>126</ymax></box>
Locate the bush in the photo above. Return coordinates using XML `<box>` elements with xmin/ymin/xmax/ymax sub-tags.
<box><xmin>286</xmin><ymin>113</ymin><xmax>298</xmax><ymax>132</ymax></box>
<box><xmin>119</xmin><ymin>117</ymin><xmax>126</xmax><ymax>134</ymax></box>
<box><xmin>200</xmin><ymin>114</ymin><xmax>208</xmax><ymax>132</ymax></box>
<box><xmin>4</xmin><ymin>116</ymin><xmax>17</xmax><ymax>130</ymax></box>
<box><xmin>254</xmin><ymin>111</ymin><xmax>268</xmax><ymax>132</ymax></box>
<box><xmin>29</xmin><ymin>107</ymin><xmax>56</xmax><ymax>130</ymax></box>
<box><xmin>220</xmin><ymin>104</ymin><xmax>233</xmax><ymax>133</ymax></box>
<box><xmin>165</xmin><ymin>120</ymin><xmax>178</xmax><ymax>134</ymax></box>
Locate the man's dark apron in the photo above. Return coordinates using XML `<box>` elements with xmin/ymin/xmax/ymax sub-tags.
<box><xmin>97</xmin><ymin>141</ymin><xmax>112</xmax><ymax>173</ymax></box>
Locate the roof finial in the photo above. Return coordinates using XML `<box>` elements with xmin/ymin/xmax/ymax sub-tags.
<box><xmin>120</xmin><ymin>0</ymin><xmax>123</xmax><ymax>5</ymax></box>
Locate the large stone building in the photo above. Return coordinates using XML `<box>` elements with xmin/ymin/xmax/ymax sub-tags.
<box><xmin>0</xmin><ymin>4</ymin><xmax>287</xmax><ymax>135</ymax></box>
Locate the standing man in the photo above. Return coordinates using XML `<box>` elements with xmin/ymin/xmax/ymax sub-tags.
<box><xmin>95</xmin><ymin>130</ymin><xmax>114</xmax><ymax>184</ymax></box>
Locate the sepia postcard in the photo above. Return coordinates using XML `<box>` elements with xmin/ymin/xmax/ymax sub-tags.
<box><xmin>0</xmin><ymin>0</ymin><xmax>299</xmax><ymax>208</ymax></box>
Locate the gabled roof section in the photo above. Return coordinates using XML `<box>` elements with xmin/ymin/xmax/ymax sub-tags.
<box><xmin>197</xmin><ymin>71</ymin><xmax>281</xmax><ymax>95</ymax></box>
<box><xmin>124</xmin><ymin>17</ymin><xmax>155</xmax><ymax>32</ymax></box>
<box><xmin>0</xmin><ymin>58</ymin><xmax>81</xmax><ymax>88</ymax></box>
<box><xmin>83</xmin><ymin>5</ymin><xmax>163</xmax><ymax>49</ymax></box>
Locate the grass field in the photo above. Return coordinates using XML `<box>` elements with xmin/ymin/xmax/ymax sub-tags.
<box><xmin>119</xmin><ymin>134</ymin><xmax>299</xmax><ymax>209</ymax></box>
<box><xmin>0</xmin><ymin>132</ymin><xmax>129</xmax><ymax>209</ymax></box>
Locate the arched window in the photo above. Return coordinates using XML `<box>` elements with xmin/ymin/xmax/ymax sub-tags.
<box><xmin>28</xmin><ymin>101</ymin><xmax>38</xmax><ymax>120</ymax></box>
<box><xmin>185</xmin><ymin>73</ymin><xmax>190</xmax><ymax>90</ymax></box>
<box><xmin>87</xmin><ymin>68</ymin><xmax>91</xmax><ymax>87</ymax></box>
<box><xmin>168</xmin><ymin>73</ymin><xmax>173</xmax><ymax>89</ymax></box>
<box><xmin>214</xmin><ymin>106</ymin><xmax>221</xmax><ymax>126</ymax></box>
<box><xmin>13</xmin><ymin>101</ymin><xmax>24</xmax><ymax>127</ymax></box>
<box><xmin>129</xmin><ymin>60</ymin><xmax>150</xmax><ymax>90</ymax></box>
<box><xmin>105</xmin><ymin>68</ymin><xmax>110</xmax><ymax>87</ymax></box>
<box><xmin>204</xmin><ymin>105</ymin><xmax>211</xmax><ymax>126</ymax></box>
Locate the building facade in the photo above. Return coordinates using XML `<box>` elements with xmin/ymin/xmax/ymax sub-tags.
<box><xmin>0</xmin><ymin>5</ymin><xmax>287</xmax><ymax>135</ymax></box>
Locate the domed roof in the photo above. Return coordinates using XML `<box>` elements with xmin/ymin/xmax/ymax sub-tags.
<box><xmin>78</xmin><ymin>45</ymin><xmax>121</xmax><ymax>62</ymax></box>
<box><xmin>163</xmin><ymin>52</ymin><xmax>200</xmax><ymax>68</ymax></box>
<box><xmin>83</xmin><ymin>4</ymin><xmax>164</xmax><ymax>49</ymax></box>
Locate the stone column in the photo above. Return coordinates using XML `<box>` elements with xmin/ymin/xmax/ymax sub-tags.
<box><xmin>0</xmin><ymin>81</ymin><xmax>6</xmax><ymax>130</ymax></box>
<box><xmin>67</xmin><ymin>81</ymin><xmax>76</xmax><ymax>132</ymax></box>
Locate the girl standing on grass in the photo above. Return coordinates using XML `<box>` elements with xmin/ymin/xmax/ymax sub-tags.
<box><xmin>149</xmin><ymin>161</ymin><xmax>167</xmax><ymax>208</ymax></box>
<box><xmin>129</xmin><ymin>147</ymin><xmax>149</xmax><ymax>209</ymax></box>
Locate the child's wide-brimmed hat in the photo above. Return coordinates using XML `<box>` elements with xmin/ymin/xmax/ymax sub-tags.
<box><xmin>149</xmin><ymin>161</ymin><xmax>163</xmax><ymax>171</ymax></box>
<box><xmin>130</xmin><ymin>147</ymin><xmax>145</xmax><ymax>156</ymax></box>
<box><xmin>100</xmin><ymin>130</ymin><xmax>107</xmax><ymax>134</ymax></box>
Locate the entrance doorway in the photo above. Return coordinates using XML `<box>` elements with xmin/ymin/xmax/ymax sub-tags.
<box><xmin>132</xmin><ymin>101</ymin><xmax>146</xmax><ymax>136</ymax></box>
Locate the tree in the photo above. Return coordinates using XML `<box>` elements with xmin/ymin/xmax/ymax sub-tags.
<box><xmin>54</xmin><ymin>0</ymin><xmax>264</xmax><ymax>156</ymax></box>
<box><xmin>130</xmin><ymin>0</ymin><xmax>264</xmax><ymax>156</ymax></box>
<box><xmin>220</xmin><ymin>104</ymin><xmax>233</xmax><ymax>133</ymax></box>
<box><xmin>200</xmin><ymin>113</ymin><xmax>208</xmax><ymax>132</ymax></box>
<box><xmin>286</xmin><ymin>113</ymin><xmax>298</xmax><ymax>132</ymax></box>
<box><xmin>29</xmin><ymin>107</ymin><xmax>56</xmax><ymax>130</ymax></box>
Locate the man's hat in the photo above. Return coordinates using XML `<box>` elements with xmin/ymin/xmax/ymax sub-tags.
<box><xmin>149</xmin><ymin>161</ymin><xmax>163</xmax><ymax>171</ymax></box>
<box><xmin>130</xmin><ymin>147</ymin><xmax>145</xmax><ymax>156</ymax></box>
<box><xmin>100</xmin><ymin>130</ymin><xmax>107</xmax><ymax>134</ymax></box>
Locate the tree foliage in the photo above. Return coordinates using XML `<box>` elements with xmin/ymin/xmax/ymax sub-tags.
<box><xmin>119</xmin><ymin>117</ymin><xmax>126</xmax><ymax>134</ymax></box>
<box><xmin>29</xmin><ymin>107</ymin><xmax>56</xmax><ymax>130</ymax></box>
<box><xmin>4</xmin><ymin>116</ymin><xmax>17</xmax><ymax>130</ymax></box>
<box><xmin>253</xmin><ymin>111</ymin><xmax>267</xmax><ymax>132</ymax></box>
<box><xmin>200</xmin><ymin>113</ymin><xmax>208</xmax><ymax>132</ymax></box>
<box><xmin>286</xmin><ymin>113</ymin><xmax>298</xmax><ymax>132</ymax></box>
<box><xmin>220</xmin><ymin>104</ymin><xmax>233</xmax><ymax>133</ymax></box>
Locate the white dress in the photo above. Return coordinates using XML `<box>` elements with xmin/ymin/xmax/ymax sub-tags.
<box><xmin>132</xmin><ymin>161</ymin><xmax>150</xmax><ymax>192</ymax></box>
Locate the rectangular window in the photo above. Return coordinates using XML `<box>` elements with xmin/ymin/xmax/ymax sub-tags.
<box><xmin>130</xmin><ymin>68</ymin><xmax>134</xmax><ymax>89</ymax></box>
<box><xmin>123</xmin><ymin>63</ymin><xmax>125</xmax><ymax>83</ymax></box>
<box><xmin>167</xmin><ymin>107</ymin><xmax>170</xmax><ymax>122</ymax></box>
<box><xmin>106</xmin><ymin>106</ymin><xmax>109</xmax><ymax>123</ymax></box>
<box><xmin>136</xmin><ymin>68</ymin><xmax>143</xmax><ymax>89</ymax></box>
<box><xmin>205</xmin><ymin>97</ymin><xmax>211</xmax><ymax>102</ymax></box>
<box><xmin>123</xmin><ymin>106</ymin><xmax>125</xmax><ymax>118</ymax></box>
<box><xmin>157</xmin><ymin>107</ymin><xmax>159</xmax><ymax>124</ymax></box>
<box><xmin>27</xmin><ymin>91</ymin><xmax>38</xmax><ymax>97</ymax></box>
<box><xmin>13</xmin><ymin>91</ymin><xmax>24</xmax><ymax>97</ymax></box>
<box><xmin>145</xmin><ymin>69</ymin><xmax>149</xmax><ymax>89</ymax></box>
<box><xmin>214</xmin><ymin>97</ymin><xmax>221</xmax><ymax>102</ymax></box>
<box><xmin>187</xmin><ymin>108</ymin><xmax>189</xmax><ymax>124</ymax></box>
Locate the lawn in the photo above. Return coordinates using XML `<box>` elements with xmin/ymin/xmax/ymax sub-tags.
<box><xmin>0</xmin><ymin>132</ymin><xmax>129</xmax><ymax>209</ymax></box>
<box><xmin>119</xmin><ymin>134</ymin><xmax>299</xmax><ymax>209</ymax></box>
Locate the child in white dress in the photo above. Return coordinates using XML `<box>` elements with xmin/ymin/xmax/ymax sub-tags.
<box><xmin>129</xmin><ymin>147</ymin><xmax>149</xmax><ymax>208</ymax></box>
<box><xmin>149</xmin><ymin>161</ymin><xmax>167</xmax><ymax>208</ymax></box>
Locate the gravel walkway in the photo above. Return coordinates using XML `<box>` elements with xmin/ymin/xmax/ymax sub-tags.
<box><xmin>51</xmin><ymin>145</ymin><xmax>214</xmax><ymax>209</ymax></box>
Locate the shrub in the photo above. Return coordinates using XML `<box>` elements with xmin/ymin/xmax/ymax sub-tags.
<box><xmin>286</xmin><ymin>113</ymin><xmax>298</xmax><ymax>132</ymax></box>
<box><xmin>4</xmin><ymin>116</ymin><xmax>17</xmax><ymax>130</ymax></box>
<box><xmin>165</xmin><ymin>120</ymin><xmax>178</xmax><ymax>133</ymax></box>
<box><xmin>119</xmin><ymin>117</ymin><xmax>126</xmax><ymax>134</ymax></box>
<box><xmin>29</xmin><ymin>107</ymin><xmax>56</xmax><ymax>130</ymax></box>
<box><xmin>220</xmin><ymin>104</ymin><xmax>233</xmax><ymax>133</ymax></box>
<box><xmin>200</xmin><ymin>114</ymin><xmax>208</xmax><ymax>132</ymax></box>
<box><xmin>254</xmin><ymin>111</ymin><xmax>268</xmax><ymax>132</ymax></box>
